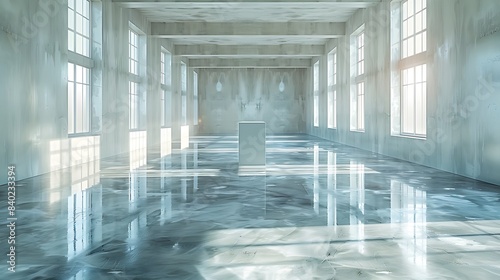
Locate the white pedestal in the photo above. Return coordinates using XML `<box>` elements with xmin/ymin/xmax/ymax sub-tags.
<box><xmin>239</xmin><ymin>121</ymin><xmax>266</xmax><ymax>166</ymax></box>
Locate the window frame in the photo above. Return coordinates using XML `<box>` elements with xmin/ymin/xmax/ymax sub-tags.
<box><xmin>327</xmin><ymin>48</ymin><xmax>337</xmax><ymax>129</ymax></box>
<box><xmin>160</xmin><ymin>49</ymin><xmax>172</xmax><ymax>127</ymax></box>
<box><xmin>128</xmin><ymin>24</ymin><xmax>144</xmax><ymax>131</ymax></box>
<box><xmin>68</xmin><ymin>0</ymin><xmax>93</xmax><ymax>136</ymax></box>
<box><xmin>313</xmin><ymin>60</ymin><xmax>320</xmax><ymax>128</ymax></box>
<box><xmin>350</xmin><ymin>25</ymin><xmax>366</xmax><ymax>132</ymax></box>
<box><xmin>68</xmin><ymin>0</ymin><xmax>91</xmax><ymax>57</ymax></box>
<box><xmin>391</xmin><ymin>0</ymin><xmax>428</xmax><ymax>138</ymax></box>
<box><xmin>181</xmin><ymin>61</ymin><xmax>187</xmax><ymax>126</ymax></box>
<box><xmin>193</xmin><ymin>71</ymin><xmax>199</xmax><ymax>125</ymax></box>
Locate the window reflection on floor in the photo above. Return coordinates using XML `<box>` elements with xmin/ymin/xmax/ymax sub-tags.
<box><xmin>327</xmin><ymin>151</ymin><xmax>337</xmax><ymax>227</ymax></box>
<box><xmin>313</xmin><ymin>145</ymin><xmax>319</xmax><ymax>214</ymax></box>
<box><xmin>350</xmin><ymin>161</ymin><xmax>365</xmax><ymax>253</ymax></box>
<box><xmin>391</xmin><ymin>180</ymin><xmax>427</xmax><ymax>268</ymax></box>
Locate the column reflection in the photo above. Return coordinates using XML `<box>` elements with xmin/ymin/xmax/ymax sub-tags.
<box><xmin>327</xmin><ymin>151</ymin><xmax>337</xmax><ymax>227</ymax></box>
<box><xmin>193</xmin><ymin>142</ymin><xmax>199</xmax><ymax>192</ymax></box>
<box><xmin>128</xmin><ymin>168</ymin><xmax>148</xmax><ymax>252</ymax></box>
<box><xmin>181</xmin><ymin>148</ymin><xmax>188</xmax><ymax>201</ymax></box>
<box><xmin>67</xmin><ymin>176</ymin><xmax>102</xmax><ymax>261</ymax></box>
<box><xmin>349</xmin><ymin>160</ymin><xmax>365</xmax><ymax>253</ymax></box>
<box><xmin>313</xmin><ymin>144</ymin><xmax>319</xmax><ymax>214</ymax></box>
<box><xmin>160</xmin><ymin>156</ymin><xmax>172</xmax><ymax>225</ymax></box>
<box><xmin>391</xmin><ymin>180</ymin><xmax>428</xmax><ymax>268</ymax></box>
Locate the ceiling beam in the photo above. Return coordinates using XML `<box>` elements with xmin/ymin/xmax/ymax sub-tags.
<box><xmin>151</xmin><ymin>22</ymin><xmax>345</xmax><ymax>37</ymax></box>
<box><xmin>114</xmin><ymin>0</ymin><xmax>381</xmax><ymax>4</ymax></box>
<box><xmin>175</xmin><ymin>44</ymin><xmax>325</xmax><ymax>57</ymax></box>
<box><xmin>189</xmin><ymin>58</ymin><xmax>311</xmax><ymax>68</ymax></box>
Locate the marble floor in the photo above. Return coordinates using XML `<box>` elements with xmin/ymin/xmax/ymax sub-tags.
<box><xmin>1</xmin><ymin>134</ymin><xmax>500</xmax><ymax>279</ymax></box>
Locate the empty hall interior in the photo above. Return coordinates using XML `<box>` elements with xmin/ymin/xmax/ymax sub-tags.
<box><xmin>1</xmin><ymin>0</ymin><xmax>500</xmax><ymax>279</ymax></box>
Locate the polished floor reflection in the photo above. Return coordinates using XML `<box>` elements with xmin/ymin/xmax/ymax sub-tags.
<box><xmin>1</xmin><ymin>135</ymin><xmax>500</xmax><ymax>279</ymax></box>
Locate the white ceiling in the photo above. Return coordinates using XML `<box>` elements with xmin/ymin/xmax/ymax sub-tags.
<box><xmin>120</xmin><ymin>2</ymin><xmax>373</xmax><ymax>23</ymax></box>
<box><xmin>114</xmin><ymin>0</ymin><xmax>381</xmax><ymax>67</ymax></box>
<box><xmin>167</xmin><ymin>36</ymin><xmax>330</xmax><ymax>46</ymax></box>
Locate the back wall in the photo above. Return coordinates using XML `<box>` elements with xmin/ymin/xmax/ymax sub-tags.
<box><xmin>198</xmin><ymin>68</ymin><xmax>307</xmax><ymax>135</ymax></box>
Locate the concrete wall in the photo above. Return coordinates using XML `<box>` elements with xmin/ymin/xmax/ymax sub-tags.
<box><xmin>198</xmin><ymin>68</ymin><xmax>307</xmax><ymax>135</ymax></box>
<box><xmin>0</xmin><ymin>0</ymin><xmax>186</xmax><ymax>184</ymax></box>
<box><xmin>307</xmin><ymin>0</ymin><xmax>500</xmax><ymax>185</ymax></box>
<box><xmin>0</xmin><ymin>0</ymin><xmax>68</xmax><ymax>185</ymax></box>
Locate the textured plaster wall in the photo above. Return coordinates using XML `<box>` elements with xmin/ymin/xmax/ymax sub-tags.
<box><xmin>0</xmin><ymin>0</ymin><xmax>68</xmax><ymax>184</ymax></box>
<box><xmin>197</xmin><ymin>68</ymin><xmax>307</xmax><ymax>135</ymax></box>
<box><xmin>0</xmin><ymin>0</ymin><xmax>180</xmax><ymax>184</ymax></box>
<box><xmin>307</xmin><ymin>0</ymin><xmax>500</xmax><ymax>185</ymax></box>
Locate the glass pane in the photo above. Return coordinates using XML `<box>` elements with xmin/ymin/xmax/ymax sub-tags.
<box><xmin>68</xmin><ymin>81</ymin><xmax>75</xmax><ymax>134</ymax></box>
<box><xmin>84</xmin><ymin>17</ymin><xmax>90</xmax><ymax>37</ymax></box>
<box><xmin>84</xmin><ymin>37</ymin><xmax>90</xmax><ymax>57</ymax></box>
<box><xmin>182</xmin><ymin>95</ymin><xmax>187</xmax><ymax>123</ymax></box>
<box><xmin>83</xmin><ymin>0</ymin><xmax>90</xmax><ymax>18</ymax></box>
<box><xmin>85</xmin><ymin>67</ymin><xmax>90</xmax><ymax>84</ymax></box>
<box><xmin>130</xmin><ymin>46</ymin><xmax>136</xmax><ymax>60</ymax></box>
<box><xmin>415</xmin><ymin>12</ymin><xmax>422</xmax><ymax>33</ymax></box>
<box><xmin>408</xmin><ymin>36</ymin><xmax>415</xmax><ymax>57</ymax></box>
<box><xmin>76</xmin><ymin>14</ymin><xmax>83</xmax><ymax>34</ymax></box>
<box><xmin>76</xmin><ymin>83</ymin><xmax>83</xmax><ymax>133</ymax></box>
<box><xmin>68</xmin><ymin>31</ymin><xmax>75</xmax><ymax>52</ymax></box>
<box><xmin>415</xmin><ymin>83</ymin><xmax>426</xmax><ymax>135</ymax></box>
<box><xmin>314</xmin><ymin>96</ymin><xmax>319</xmax><ymax>126</ymax></box>
<box><xmin>76</xmin><ymin>0</ymin><xmax>83</xmax><ymax>14</ymax></box>
<box><xmin>420</xmin><ymin>85</ymin><xmax>427</xmax><ymax>134</ymax></box>
<box><xmin>76</xmin><ymin>34</ymin><xmax>83</xmax><ymax>55</ymax></box>
<box><xmin>408</xmin><ymin>16</ymin><xmax>414</xmax><ymax>37</ymax></box>
<box><xmin>333</xmin><ymin>91</ymin><xmax>337</xmax><ymax>127</ymax></box>
<box><xmin>416</xmin><ymin>0</ymin><xmax>422</xmax><ymax>12</ymax></box>
<box><xmin>402</xmin><ymin>39</ymin><xmax>408</xmax><ymax>58</ymax></box>
<box><xmin>408</xmin><ymin>0</ymin><xmax>414</xmax><ymax>17</ymax></box>
<box><xmin>161</xmin><ymin>93</ymin><xmax>165</xmax><ymax>126</ymax></box>
<box><xmin>402</xmin><ymin>1</ymin><xmax>408</xmax><ymax>20</ymax></box>
<box><xmin>75</xmin><ymin>65</ymin><xmax>82</xmax><ymax>83</ymax></box>
<box><xmin>402</xmin><ymin>19</ymin><xmax>408</xmax><ymax>39</ymax></box>
<box><xmin>82</xmin><ymin>85</ymin><xmax>89</xmax><ymax>132</ymax></box>
<box><xmin>408</xmin><ymin>66</ymin><xmax>415</xmax><ymax>84</ymax></box>
<box><xmin>415</xmin><ymin>33</ymin><xmax>422</xmax><ymax>54</ymax></box>
<box><xmin>422</xmin><ymin>31</ymin><xmax>427</xmax><ymax>52</ymax></box>
<box><xmin>415</xmin><ymin>65</ymin><xmax>422</xmax><ymax>83</ymax></box>
<box><xmin>407</xmin><ymin>84</ymin><xmax>415</xmax><ymax>133</ymax></box>
<box><xmin>68</xmin><ymin>63</ymin><xmax>74</xmax><ymax>82</ymax></box>
<box><xmin>68</xmin><ymin>9</ymin><xmax>74</xmax><ymax>30</ymax></box>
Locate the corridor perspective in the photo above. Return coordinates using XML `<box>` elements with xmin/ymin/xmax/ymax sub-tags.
<box><xmin>1</xmin><ymin>0</ymin><xmax>500</xmax><ymax>279</ymax></box>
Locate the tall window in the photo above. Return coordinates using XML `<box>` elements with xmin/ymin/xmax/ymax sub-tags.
<box><xmin>129</xmin><ymin>28</ymin><xmax>141</xmax><ymax>130</ymax></box>
<box><xmin>68</xmin><ymin>0</ymin><xmax>91</xmax><ymax>134</ymax></box>
<box><xmin>68</xmin><ymin>0</ymin><xmax>90</xmax><ymax>56</ymax></box>
<box><xmin>402</xmin><ymin>0</ymin><xmax>427</xmax><ymax>58</ymax></box>
<box><xmin>327</xmin><ymin>49</ymin><xmax>337</xmax><ymax>129</ymax></box>
<box><xmin>313</xmin><ymin>61</ymin><xmax>319</xmax><ymax>127</ymax></box>
<box><xmin>129</xmin><ymin>81</ymin><xmax>139</xmax><ymax>130</ymax></box>
<box><xmin>181</xmin><ymin>62</ymin><xmax>187</xmax><ymax>125</ymax></box>
<box><xmin>161</xmin><ymin>50</ymin><xmax>172</xmax><ymax>127</ymax></box>
<box><xmin>129</xmin><ymin>30</ymin><xmax>139</xmax><ymax>76</ymax></box>
<box><xmin>351</xmin><ymin>27</ymin><xmax>365</xmax><ymax>131</ymax></box>
<box><xmin>402</xmin><ymin>65</ymin><xmax>426</xmax><ymax>135</ymax></box>
<box><xmin>392</xmin><ymin>0</ymin><xmax>427</xmax><ymax>137</ymax></box>
<box><xmin>193</xmin><ymin>71</ymin><xmax>198</xmax><ymax>125</ymax></box>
